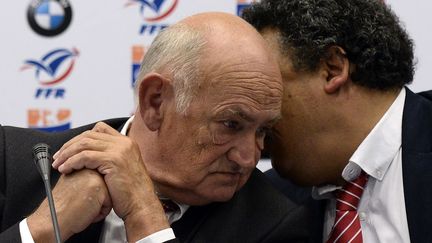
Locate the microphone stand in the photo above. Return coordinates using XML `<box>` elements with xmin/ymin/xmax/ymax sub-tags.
<box><xmin>33</xmin><ymin>143</ymin><xmax>62</xmax><ymax>243</ymax></box>
<box><xmin>41</xmin><ymin>172</ymin><xmax>61</xmax><ymax>243</ymax></box>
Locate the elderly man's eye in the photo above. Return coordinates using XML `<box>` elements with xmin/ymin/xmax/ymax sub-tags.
<box><xmin>223</xmin><ymin>120</ymin><xmax>241</xmax><ymax>130</ymax></box>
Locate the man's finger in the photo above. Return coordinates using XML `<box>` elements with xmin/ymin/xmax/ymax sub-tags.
<box><xmin>57</xmin><ymin>150</ymin><xmax>108</xmax><ymax>174</ymax></box>
<box><xmin>92</xmin><ymin>122</ymin><xmax>122</xmax><ymax>136</ymax></box>
<box><xmin>53</xmin><ymin>131</ymin><xmax>113</xmax><ymax>168</ymax></box>
<box><xmin>53</xmin><ymin>122</ymin><xmax>122</xmax><ymax>165</ymax></box>
<box><xmin>53</xmin><ymin>130</ymin><xmax>96</xmax><ymax>160</ymax></box>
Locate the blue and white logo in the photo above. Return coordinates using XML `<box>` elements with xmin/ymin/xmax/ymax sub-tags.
<box><xmin>126</xmin><ymin>0</ymin><xmax>178</xmax><ymax>22</ymax></box>
<box><xmin>21</xmin><ymin>48</ymin><xmax>79</xmax><ymax>86</ymax></box>
<box><xmin>21</xmin><ymin>47</ymin><xmax>79</xmax><ymax>99</ymax></box>
<box><xmin>27</xmin><ymin>0</ymin><xmax>73</xmax><ymax>37</ymax></box>
<box><xmin>125</xmin><ymin>0</ymin><xmax>178</xmax><ymax>35</ymax></box>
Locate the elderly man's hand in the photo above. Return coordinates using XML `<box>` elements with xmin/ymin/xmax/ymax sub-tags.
<box><xmin>27</xmin><ymin>169</ymin><xmax>111</xmax><ymax>242</ymax></box>
<box><xmin>51</xmin><ymin>122</ymin><xmax>169</xmax><ymax>241</ymax></box>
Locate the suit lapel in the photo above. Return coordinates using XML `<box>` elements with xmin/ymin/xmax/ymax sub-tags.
<box><xmin>307</xmin><ymin>198</ymin><xmax>325</xmax><ymax>243</ymax></box>
<box><xmin>264</xmin><ymin>169</ymin><xmax>325</xmax><ymax>242</ymax></box>
<box><xmin>402</xmin><ymin>89</ymin><xmax>432</xmax><ymax>242</ymax></box>
<box><xmin>287</xmin><ymin>187</ymin><xmax>325</xmax><ymax>243</ymax></box>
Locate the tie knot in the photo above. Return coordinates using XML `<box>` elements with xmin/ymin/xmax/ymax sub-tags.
<box><xmin>160</xmin><ymin>199</ymin><xmax>180</xmax><ymax>213</ymax></box>
<box><xmin>335</xmin><ymin>171</ymin><xmax>368</xmax><ymax>211</ymax></box>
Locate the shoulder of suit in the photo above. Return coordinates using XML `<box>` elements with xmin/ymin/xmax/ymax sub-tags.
<box><xmin>1</xmin><ymin>117</ymin><xmax>128</xmax><ymax>156</ymax></box>
<box><xmin>236</xmin><ymin>169</ymin><xmax>301</xmax><ymax>213</ymax></box>
<box><xmin>417</xmin><ymin>90</ymin><xmax>432</xmax><ymax>102</ymax></box>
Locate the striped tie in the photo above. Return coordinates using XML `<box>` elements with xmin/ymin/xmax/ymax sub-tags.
<box><xmin>326</xmin><ymin>171</ymin><xmax>368</xmax><ymax>243</ymax></box>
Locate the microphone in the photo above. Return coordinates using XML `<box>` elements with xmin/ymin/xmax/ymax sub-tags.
<box><xmin>33</xmin><ymin>143</ymin><xmax>62</xmax><ymax>243</ymax></box>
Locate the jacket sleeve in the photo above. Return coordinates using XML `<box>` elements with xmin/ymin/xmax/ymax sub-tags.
<box><xmin>0</xmin><ymin>223</ymin><xmax>22</xmax><ymax>242</ymax></box>
<box><xmin>0</xmin><ymin>125</ymin><xmax>22</xmax><ymax>242</ymax></box>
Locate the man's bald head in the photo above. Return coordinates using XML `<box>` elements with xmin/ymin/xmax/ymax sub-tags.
<box><xmin>178</xmin><ymin>12</ymin><xmax>262</xmax><ymax>38</ymax></box>
<box><xmin>135</xmin><ymin>12</ymin><xmax>278</xmax><ymax>114</ymax></box>
<box><xmin>180</xmin><ymin>12</ymin><xmax>278</xmax><ymax>79</ymax></box>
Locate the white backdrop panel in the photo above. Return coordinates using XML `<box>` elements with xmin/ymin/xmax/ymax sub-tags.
<box><xmin>0</xmin><ymin>0</ymin><xmax>430</xmax><ymax>131</ymax></box>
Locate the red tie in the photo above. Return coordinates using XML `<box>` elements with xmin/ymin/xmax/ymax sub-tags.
<box><xmin>326</xmin><ymin>171</ymin><xmax>368</xmax><ymax>243</ymax></box>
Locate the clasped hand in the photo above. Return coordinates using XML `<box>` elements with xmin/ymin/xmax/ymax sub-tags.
<box><xmin>29</xmin><ymin>122</ymin><xmax>169</xmax><ymax>242</ymax></box>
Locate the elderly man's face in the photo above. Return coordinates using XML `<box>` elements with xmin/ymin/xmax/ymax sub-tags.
<box><xmin>153</xmin><ymin>59</ymin><xmax>282</xmax><ymax>205</ymax></box>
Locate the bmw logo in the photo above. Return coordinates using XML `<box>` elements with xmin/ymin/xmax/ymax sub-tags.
<box><xmin>27</xmin><ymin>0</ymin><xmax>73</xmax><ymax>37</ymax></box>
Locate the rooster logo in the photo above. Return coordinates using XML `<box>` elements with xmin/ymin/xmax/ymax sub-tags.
<box><xmin>21</xmin><ymin>48</ymin><xmax>79</xmax><ymax>85</ymax></box>
<box><xmin>125</xmin><ymin>0</ymin><xmax>178</xmax><ymax>22</ymax></box>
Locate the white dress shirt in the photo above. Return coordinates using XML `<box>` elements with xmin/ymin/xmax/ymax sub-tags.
<box><xmin>20</xmin><ymin>116</ymin><xmax>189</xmax><ymax>243</ymax></box>
<box><xmin>314</xmin><ymin>88</ymin><xmax>411</xmax><ymax>242</ymax></box>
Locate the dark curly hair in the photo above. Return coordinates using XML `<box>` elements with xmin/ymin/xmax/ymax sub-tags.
<box><xmin>243</xmin><ymin>0</ymin><xmax>415</xmax><ymax>90</ymax></box>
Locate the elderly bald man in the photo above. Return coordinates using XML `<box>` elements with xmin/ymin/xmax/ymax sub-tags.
<box><xmin>0</xmin><ymin>12</ymin><xmax>307</xmax><ymax>243</ymax></box>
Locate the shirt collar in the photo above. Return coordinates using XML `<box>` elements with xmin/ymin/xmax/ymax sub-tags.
<box><xmin>313</xmin><ymin>88</ymin><xmax>406</xmax><ymax>199</ymax></box>
<box><xmin>349</xmin><ymin>88</ymin><xmax>405</xmax><ymax>181</ymax></box>
<box><xmin>120</xmin><ymin>116</ymin><xmax>134</xmax><ymax>136</ymax></box>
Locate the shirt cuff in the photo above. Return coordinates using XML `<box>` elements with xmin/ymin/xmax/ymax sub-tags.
<box><xmin>136</xmin><ymin>228</ymin><xmax>176</xmax><ymax>243</ymax></box>
<box><xmin>19</xmin><ymin>218</ymin><xmax>35</xmax><ymax>243</ymax></box>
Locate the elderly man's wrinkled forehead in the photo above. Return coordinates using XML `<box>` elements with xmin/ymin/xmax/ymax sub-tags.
<box><xmin>173</xmin><ymin>12</ymin><xmax>283</xmax><ymax>116</ymax></box>
<box><xmin>185</xmin><ymin>15</ymin><xmax>283</xmax><ymax>117</ymax></box>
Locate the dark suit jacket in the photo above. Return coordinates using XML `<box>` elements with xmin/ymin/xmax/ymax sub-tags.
<box><xmin>265</xmin><ymin>88</ymin><xmax>432</xmax><ymax>243</ymax></box>
<box><xmin>0</xmin><ymin>118</ymin><xmax>309</xmax><ymax>242</ymax></box>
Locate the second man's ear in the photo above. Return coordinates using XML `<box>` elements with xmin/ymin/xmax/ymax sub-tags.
<box><xmin>137</xmin><ymin>73</ymin><xmax>171</xmax><ymax>131</ymax></box>
<box><xmin>323</xmin><ymin>46</ymin><xmax>350</xmax><ymax>94</ymax></box>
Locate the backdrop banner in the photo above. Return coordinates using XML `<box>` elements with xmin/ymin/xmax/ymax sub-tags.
<box><xmin>0</xmin><ymin>0</ymin><xmax>429</xmax><ymax>131</ymax></box>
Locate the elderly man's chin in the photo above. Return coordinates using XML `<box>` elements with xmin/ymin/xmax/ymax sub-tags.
<box><xmin>201</xmin><ymin>173</ymin><xmax>250</xmax><ymax>203</ymax></box>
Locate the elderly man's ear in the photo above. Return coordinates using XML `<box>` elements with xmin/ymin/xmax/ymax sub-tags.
<box><xmin>138</xmin><ymin>73</ymin><xmax>172</xmax><ymax>131</ymax></box>
<box><xmin>323</xmin><ymin>46</ymin><xmax>350</xmax><ymax>94</ymax></box>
